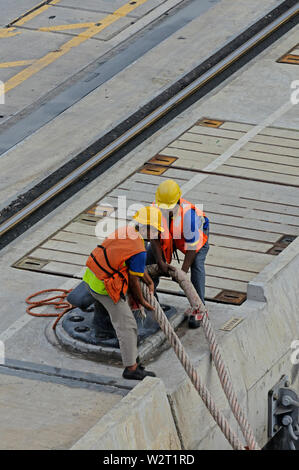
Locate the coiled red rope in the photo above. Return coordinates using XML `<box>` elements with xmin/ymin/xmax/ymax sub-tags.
<box><xmin>26</xmin><ymin>289</ymin><xmax>74</xmax><ymax>329</ymax></box>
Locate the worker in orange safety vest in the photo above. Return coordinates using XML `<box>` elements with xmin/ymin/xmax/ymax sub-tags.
<box><xmin>83</xmin><ymin>206</ymin><xmax>164</xmax><ymax>380</ymax></box>
<box><xmin>147</xmin><ymin>179</ymin><xmax>209</xmax><ymax>328</ymax></box>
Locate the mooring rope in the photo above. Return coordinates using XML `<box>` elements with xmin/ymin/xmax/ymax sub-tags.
<box><xmin>145</xmin><ymin>264</ymin><xmax>260</xmax><ymax>450</ymax></box>
<box><xmin>25</xmin><ymin>268</ymin><xmax>259</xmax><ymax>449</ymax></box>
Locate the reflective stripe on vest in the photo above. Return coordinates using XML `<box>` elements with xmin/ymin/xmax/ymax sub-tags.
<box><xmin>153</xmin><ymin>199</ymin><xmax>207</xmax><ymax>261</ymax></box>
<box><xmin>171</xmin><ymin>198</ymin><xmax>207</xmax><ymax>255</ymax></box>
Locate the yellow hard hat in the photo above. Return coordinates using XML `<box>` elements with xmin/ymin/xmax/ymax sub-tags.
<box><xmin>133</xmin><ymin>206</ymin><xmax>164</xmax><ymax>232</ymax></box>
<box><xmin>155</xmin><ymin>179</ymin><xmax>182</xmax><ymax>209</ymax></box>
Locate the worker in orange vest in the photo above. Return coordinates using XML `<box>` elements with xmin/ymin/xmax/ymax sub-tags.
<box><xmin>83</xmin><ymin>206</ymin><xmax>164</xmax><ymax>380</ymax></box>
<box><xmin>147</xmin><ymin>179</ymin><xmax>209</xmax><ymax>328</ymax></box>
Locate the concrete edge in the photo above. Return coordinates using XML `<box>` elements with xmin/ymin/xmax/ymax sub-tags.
<box><xmin>71</xmin><ymin>376</ymin><xmax>182</xmax><ymax>450</ymax></box>
<box><xmin>247</xmin><ymin>236</ymin><xmax>299</xmax><ymax>302</ymax></box>
<box><xmin>1</xmin><ymin>356</ymin><xmax>131</xmax><ymax>390</ymax></box>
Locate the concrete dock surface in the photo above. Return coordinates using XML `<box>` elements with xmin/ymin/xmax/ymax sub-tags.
<box><xmin>0</xmin><ymin>0</ymin><xmax>298</xmax><ymax>450</ymax></box>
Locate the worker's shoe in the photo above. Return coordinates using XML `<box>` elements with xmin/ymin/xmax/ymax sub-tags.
<box><xmin>188</xmin><ymin>314</ymin><xmax>202</xmax><ymax>329</ymax></box>
<box><xmin>122</xmin><ymin>365</ymin><xmax>156</xmax><ymax>380</ymax></box>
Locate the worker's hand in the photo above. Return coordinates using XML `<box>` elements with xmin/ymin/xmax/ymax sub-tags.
<box><xmin>158</xmin><ymin>261</ymin><xmax>171</xmax><ymax>277</ymax></box>
<box><xmin>142</xmin><ymin>278</ymin><xmax>155</xmax><ymax>295</ymax></box>
<box><xmin>181</xmin><ymin>264</ymin><xmax>189</xmax><ymax>274</ymax></box>
<box><xmin>142</xmin><ymin>270</ymin><xmax>155</xmax><ymax>294</ymax></box>
<box><xmin>141</xmin><ymin>299</ymin><xmax>155</xmax><ymax>311</ymax></box>
<box><xmin>148</xmin><ymin>281</ymin><xmax>155</xmax><ymax>295</ymax></box>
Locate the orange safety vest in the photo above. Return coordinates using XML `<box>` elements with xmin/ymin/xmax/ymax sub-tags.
<box><xmin>86</xmin><ymin>225</ymin><xmax>146</xmax><ymax>304</ymax></box>
<box><xmin>155</xmin><ymin>198</ymin><xmax>208</xmax><ymax>263</ymax></box>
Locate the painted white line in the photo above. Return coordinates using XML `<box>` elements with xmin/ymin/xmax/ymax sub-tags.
<box><xmin>181</xmin><ymin>100</ymin><xmax>296</xmax><ymax>195</ymax></box>
<box><xmin>0</xmin><ymin>278</ymin><xmax>77</xmax><ymax>343</ymax></box>
<box><xmin>0</xmin><ymin>314</ymin><xmax>34</xmax><ymax>343</ymax></box>
<box><xmin>109</xmin><ymin>0</ymin><xmax>185</xmax><ymax>47</ymax></box>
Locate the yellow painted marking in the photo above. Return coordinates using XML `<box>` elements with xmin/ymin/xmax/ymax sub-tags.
<box><xmin>0</xmin><ymin>0</ymin><xmax>149</xmax><ymax>98</ymax></box>
<box><xmin>0</xmin><ymin>28</ymin><xmax>21</xmax><ymax>38</ymax></box>
<box><xmin>39</xmin><ymin>22</ymin><xmax>95</xmax><ymax>32</ymax></box>
<box><xmin>0</xmin><ymin>1</ymin><xmax>61</xmax><ymax>38</ymax></box>
<box><xmin>0</xmin><ymin>60</ymin><xmax>34</xmax><ymax>68</ymax></box>
<box><xmin>13</xmin><ymin>0</ymin><xmax>62</xmax><ymax>26</ymax></box>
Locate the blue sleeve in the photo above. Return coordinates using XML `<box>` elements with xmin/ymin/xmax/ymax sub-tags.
<box><xmin>126</xmin><ymin>251</ymin><xmax>147</xmax><ymax>277</ymax></box>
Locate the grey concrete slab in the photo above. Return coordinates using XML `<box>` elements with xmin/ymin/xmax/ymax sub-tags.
<box><xmin>122</xmin><ymin>0</ymin><xmax>186</xmax><ymax>19</ymax></box>
<box><xmin>0</xmin><ymin>86</ymin><xmax>298</xmax><ymax>449</ymax></box>
<box><xmin>0</xmin><ymin>0</ymin><xmax>283</xmax><ymax>209</ymax></box>
<box><xmin>0</xmin><ymin>29</ymin><xmax>110</xmax><ymax>110</ymax></box>
<box><xmin>58</xmin><ymin>0</ymin><xmax>137</xmax><ymax>13</ymax></box>
<box><xmin>0</xmin><ymin>2</ymin><xmax>298</xmax><ymax>449</ymax></box>
<box><xmin>2</xmin><ymin>358</ymin><xmax>133</xmax><ymax>391</ymax></box>
<box><xmin>192</xmin><ymin>24</ymin><xmax>299</xmax><ymax>129</ymax></box>
<box><xmin>1</xmin><ymin>0</ymin><xmax>218</xmax><ymax>126</ymax></box>
<box><xmin>18</xmin><ymin>5</ymin><xmax>134</xmax><ymax>41</ymax></box>
<box><xmin>0</xmin><ymin>28</ymin><xmax>73</xmax><ymax>63</ymax></box>
<box><xmin>0</xmin><ymin>0</ymin><xmax>39</xmax><ymax>26</ymax></box>
<box><xmin>0</xmin><ymin>371</ymin><xmax>122</xmax><ymax>449</ymax></box>
<box><xmin>58</xmin><ymin>0</ymin><xmax>175</xmax><ymax>18</ymax></box>
<box><xmin>0</xmin><ymin>0</ymin><xmax>218</xmax><ymax>129</ymax></box>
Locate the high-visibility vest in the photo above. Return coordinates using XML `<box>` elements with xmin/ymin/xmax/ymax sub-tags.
<box><xmin>156</xmin><ymin>198</ymin><xmax>208</xmax><ymax>263</ymax></box>
<box><xmin>86</xmin><ymin>225</ymin><xmax>145</xmax><ymax>304</ymax></box>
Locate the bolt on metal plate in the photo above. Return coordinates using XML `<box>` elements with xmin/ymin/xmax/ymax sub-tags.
<box><xmin>139</xmin><ymin>164</ymin><xmax>168</xmax><ymax>175</ymax></box>
<box><xmin>13</xmin><ymin>257</ymin><xmax>48</xmax><ymax>271</ymax></box>
<box><xmin>196</xmin><ymin>118</ymin><xmax>224</xmax><ymax>128</ymax></box>
<box><xmin>148</xmin><ymin>155</ymin><xmax>177</xmax><ymax>166</ymax></box>
<box><xmin>214</xmin><ymin>290</ymin><xmax>247</xmax><ymax>305</ymax></box>
<box><xmin>267</xmin><ymin>245</ymin><xmax>285</xmax><ymax>255</ymax></box>
<box><xmin>277</xmin><ymin>45</ymin><xmax>299</xmax><ymax>65</ymax></box>
<box><xmin>267</xmin><ymin>374</ymin><xmax>299</xmax><ymax>439</ymax></box>
<box><xmin>87</xmin><ymin>205</ymin><xmax>115</xmax><ymax>218</ymax></box>
<box><xmin>277</xmin><ymin>235</ymin><xmax>297</xmax><ymax>247</ymax></box>
<box><xmin>278</xmin><ymin>54</ymin><xmax>299</xmax><ymax>64</ymax></box>
<box><xmin>74</xmin><ymin>213</ymin><xmax>99</xmax><ymax>225</ymax></box>
<box><xmin>220</xmin><ymin>317</ymin><xmax>244</xmax><ymax>331</ymax></box>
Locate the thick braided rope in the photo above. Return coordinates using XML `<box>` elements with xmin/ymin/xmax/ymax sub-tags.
<box><xmin>140</xmin><ymin>281</ymin><xmax>244</xmax><ymax>450</ymax></box>
<box><xmin>201</xmin><ymin>314</ymin><xmax>259</xmax><ymax>450</ymax></box>
<box><xmin>164</xmin><ymin>265</ymin><xmax>260</xmax><ymax>451</ymax></box>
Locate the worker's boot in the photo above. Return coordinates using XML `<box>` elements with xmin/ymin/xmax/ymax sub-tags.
<box><xmin>123</xmin><ymin>359</ymin><xmax>156</xmax><ymax>380</ymax></box>
<box><xmin>188</xmin><ymin>313</ymin><xmax>202</xmax><ymax>329</ymax></box>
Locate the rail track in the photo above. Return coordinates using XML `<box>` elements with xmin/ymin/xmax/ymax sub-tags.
<box><xmin>0</xmin><ymin>0</ymin><xmax>298</xmax><ymax>250</ymax></box>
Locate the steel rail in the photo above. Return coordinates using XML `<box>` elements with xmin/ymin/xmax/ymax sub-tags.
<box><xmin>0</xmin><ymin>4</ymin><xmax>298</xmax><ymax>239</ymax></box>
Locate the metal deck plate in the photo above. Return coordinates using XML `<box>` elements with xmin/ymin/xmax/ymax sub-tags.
<box><xmin>12</xmin><ymin>119</ymin><xmax>299</xmax><ymax>305</ymax></box>
<box><xmin>277</xmin><ymin>44</ymin><xmax>299</xmax><ymax>64</ymax></box>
